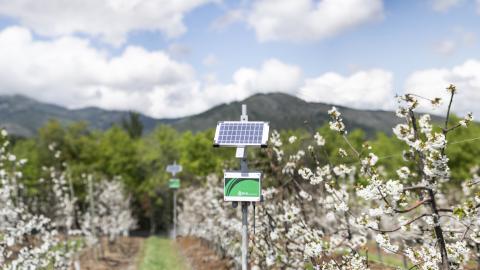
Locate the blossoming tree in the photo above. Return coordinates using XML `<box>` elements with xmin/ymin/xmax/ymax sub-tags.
<box><xmin>178</xmin><ymin>85</ymin><xmax>477</xmax><ymax>270</ymax></box>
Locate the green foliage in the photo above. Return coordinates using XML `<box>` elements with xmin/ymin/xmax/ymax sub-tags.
<box><xmin>370</xmin><ymin>132</ymin><xmax>408</xmax><ymax>178</ymax></box>
<box><xmin>138</xmin><ymin>237</ymin><xmax>187</xmax><ymax>270</ymax></box>
<box><xmin>93</xmin><ymin>126</ymin><xmax>141</xmax><ymax>188</ymax></box>
<box><xmin>445</xmin><ymin>116</ymin><xmax>480</xmax><ymax>182</ymax></box>
<box><xmin>139</xmin><ymin>125</ymin><xmax>180</xmax><ymax>194</ymax></box>
<box><xmin>179</xmin><ymin>129</ymin><xmax>230</xmax><ymax>181</ymax></box>
<box><xmin>12</xmin><ymin>138</ymin><xmax>41</xmax><ymax>195</ymax></box>
<box><xmin>122</xmin><ymin>111</ymin><xmax>144</xmax><ymax>139</ymax></box>
<box><xmin>9</xmin><ymin>116</ymin><xmax>480</xmax><ymax>232</ymax></box>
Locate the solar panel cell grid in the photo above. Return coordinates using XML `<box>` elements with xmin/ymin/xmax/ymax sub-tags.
<box><xmin>215</xmin><ymin>122</ymin><xmax>266</xmax><ymax>145</ymax></box>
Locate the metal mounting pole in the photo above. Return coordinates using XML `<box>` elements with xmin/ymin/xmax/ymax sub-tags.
<box><xmin>240</xmin><ymin>104</ymin><xmax>249</xmax><ymax>270</ymax></box>
<box><xmin>241</xmin><ymin>104</ymin><xmax>248</xmax><ymax>121</ymax></box>
<box><xmin>171</xmin><ymin>169</ymin><xmax>178</xmax><ymax>241</ymax></box>
<box><xmin>173</xmin><ymin>189</ymin><xmax>177</xmax><ymax>240</ymax></box>
<box><xmin>236</xmin><ymin>146</ymin><xmax>249</xmax><ymax>270</ymax></box>
<box><xmin>241</xmin><ymin>202</ymin><xmax>249</xmax><ymax>270</ymax></box>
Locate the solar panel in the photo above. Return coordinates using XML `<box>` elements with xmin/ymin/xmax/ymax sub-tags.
<box><xmin>213</xmin><ymin>121</ymin><xmax>269</xmax><ymax>147</ymax></box>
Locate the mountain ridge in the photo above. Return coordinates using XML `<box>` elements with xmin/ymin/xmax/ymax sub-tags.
<box><xmin>0</xmin><ymin>93</ymin><xmax>427</xmax><ymax>137</ymax></box>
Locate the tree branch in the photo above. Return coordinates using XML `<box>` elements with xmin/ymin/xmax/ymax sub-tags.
<box><xmin>368</xmin><ymin>213</ymin><xmax>429</xmax><ymax>233</ymax></box>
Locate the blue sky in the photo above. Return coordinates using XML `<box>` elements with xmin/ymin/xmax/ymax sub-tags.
<box><xmin>0</xmin><ymin>0</ymin><xmax>478</xmax><ymax>118</ymax></box>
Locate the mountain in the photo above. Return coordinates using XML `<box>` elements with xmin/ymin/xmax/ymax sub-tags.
<box><xmin>0</xmin><ymin>93</ymin><xmax>427</xmax><ymax>137</ymax></box>
<box><xmin>171</xmin><ymin>93</ymin><xmax>405</xmax><ymax>136</ymax></box>
<box><xmin>0</xmin><ymin>95</ymin><xmax>172</xmax><ymax>137</ymax></box>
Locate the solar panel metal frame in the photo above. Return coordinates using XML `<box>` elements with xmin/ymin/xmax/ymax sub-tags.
<box><xmin>213</xmin><ymin>121</ymin><xmax>269</xmax><ymax>148</ymax></box>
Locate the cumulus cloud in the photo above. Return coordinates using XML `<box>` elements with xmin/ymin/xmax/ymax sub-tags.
<box><xmin>234</xmin><ymin>59</ymin><xmax>303</xmax><ymax>94</ymax></box>
<box><xmin>0</xmin><ymin>26</ymin><xmax>305</xmax><ymax>118</ymax></box>
<box><xmin>246</xmin><ymin>0</ymin><xmax>384</xmax><ymax>42</ymax></box>
<box><xmin>200</xmin><ymin>58</ymin><xmax>303</xmax><ymax>104</ymax></box>
<box><xmin>405</xmin><ymin>59</ymin><xmax>480</xmax><ymax>117</ymax></box>
<box><xmin>299</xmin><ymin>69</ymin><xmax>395</xmax><ymax>110</ymax></box>
<box><xmin>146</xmin><ymin>58</ymin><xmax>302</xmax><ymax>116</ymax></box>
<box><xmin>0</xmin><ymin>0</ymin><xmax>215</xmax><ymax>46</ymax></box>
<box><xmin>0</xmin><ymin>26</ymin><xmax>196</xmax><ymax>117</ymax></box>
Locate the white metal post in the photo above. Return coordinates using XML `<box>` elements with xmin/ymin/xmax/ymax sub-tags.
<box><xmin>241</xmin><ymin>202</ymin><xmax>249</xmax><ymax>270</ymax></box>
<box><xmin>240</xmin><ymin>104</ymin><xmax>249</xmax><ymax>270</ymax></box>
<box><xmin>173</xmin><ymin>189</ymin><xmax>177</xmax><ymax>240</ymax></box>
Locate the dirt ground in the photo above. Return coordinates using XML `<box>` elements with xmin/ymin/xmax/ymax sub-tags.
<box><xmin>77</xmin><ymin>237</ymin><xmax>144</xmax><ymax>270</ymax></box>
<box><xmin>177</xmin><ymin>236</ymin><xmax>232</xmax><ymax>270</ymax></box>
<box><xmin>73</xmin><ymin>235</ymin><xmax>479</xmax><ymax>270</ymax></box>
<box><xmin>176</xmin><ymin>236</ymin><xmax>398</xmax><ymax>270</ymax></box>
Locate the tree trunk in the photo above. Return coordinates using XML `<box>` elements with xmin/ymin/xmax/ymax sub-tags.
<box><xmin>149</xmin><ymin>198</ymin><xmax>156</xmax><ymax>235</ymax></box>
<box><xmin>428</xmin><ymin>189</ymin><xmax>449</xmax><ymax>270</ymax></box>
<box><xmin>476</xmin><ymin>243</ymin><xmax>480</xmax><ymax>270</ymax></box>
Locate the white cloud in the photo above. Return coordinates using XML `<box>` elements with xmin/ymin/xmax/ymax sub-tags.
<box><xmin>431</xmin><ymin>0</ymin><xmax>463</xmax><ymax>12</ymax></box>
<box><xmin>0</xmin><ymin>0</ymin><xmax>215</xmax><ymax>46</ymax></box>
<box><xmin>236</xmin><ymin>59</ymin><xmax>303</xmax><ymax>94</ymax></box>
<box><xmin>405</xmin><ymin>59</ymin><xmax>480</xmax><ymax>117</ymax></box>
<box><xmin>149</xmin><ymin>59</ymin><xmax>303</xmax><ymax>116</ymax></box>
<box><xmin>149</xmin><ymin>58</ymin><xmax>302</xmax><ymax>116</ymax></box>
<box><xmin>3</xmin><ymin>26</ymin><xmax>477</xmax><ymax>120</ymax></box>
<box><xmin>0</xmin><ymin>26</ymin><xmax>196</xmax><ymax>117</ymax></box>
<box><xmin>200</xmin><ymin>58</ymin><xmax>303</xmax><ymax>104</ymax></box>
<box><xmin>0</xmin><ymin>26</ymin><xmax>304</xmax><ymax>118</ymax></box>
<box><xmin>299</xmin><ymin>69</ymin><xmax>395</xmax><ymax>110</ymax></box>
<box><xmin>246</xmin><ymin>0</ymin><xmax>384</xmax><ymax>42</ymax></box>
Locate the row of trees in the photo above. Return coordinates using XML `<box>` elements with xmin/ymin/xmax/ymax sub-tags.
<box><xmin>178</xmin><ymin>86</ymin><xmax>480</xmax><ymax>270</ymax></box>
<box><xmin>3</xmin><ymin>85</ymin><xmax>479</xmax><ymax>269</ymax></box>
<box><xmin>12</xmin><ymin>106</ymin><xmax>479</xmax><ymax>234</ymax></box>
<box><xmin>11</xmin><ymin>120</ymin><xmax>235</xmax><ymax>233</ymax></box>
<box><xmin>0</xmin><ymin>129</ymin><xmax>136</xmax><ymax>269</ymax></box>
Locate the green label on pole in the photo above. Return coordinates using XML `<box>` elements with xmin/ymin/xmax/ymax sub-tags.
<box><xmin>224</xmin><ymin>172</ymin><xmax>261</xmax><ymax>202</ymax></box>
<box><xmin>169</xmin><ymin>178</ymin><xmax>180</xmax><ymax>189</ymax></box>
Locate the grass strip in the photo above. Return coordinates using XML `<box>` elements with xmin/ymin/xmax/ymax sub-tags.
<box><xmin>139</xmin><ymin>237</ymin><xmax>187</xmax><ymax>270</ymax></box>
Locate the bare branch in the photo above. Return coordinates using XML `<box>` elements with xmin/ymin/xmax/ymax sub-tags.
<box><xmin>368</xmin><ymin>213</ymin><xmax>429</xmax><ymax>233</ymax></box>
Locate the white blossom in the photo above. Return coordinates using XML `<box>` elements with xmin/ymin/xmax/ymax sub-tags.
<box><xmin>418</xmin><ymin>114</ymin><xmax>432</xmax><ymax>134</ymax></box>
<box><xmin>375</xmin><ymin>234</ymin><xmax>398</xmax><ymax>253</ymax></box>
<box><xmin>396</xmin><ymin>166</ymin><xmax>410</xmax><ymax>180</ymax></box>
<box><xmin>328</xmin><ymin>107</ymin><xmax>347</xmax><ymax>134</ymax></box>
<box><xmin>304</xmin><ymin>241</ymin><xmax>322</xmax><ymax>259</ymax></box>
<box><xmin>314</xmin><ymin>132</ymin><xmax>325</xmax><ymax>146</ymax></box>
<box><xmin>299</xmin><ymin>190</ymin><xmax>312</xmax><ymax>201</ymax></box>
<box><xmin>459</xmin><ymin>112</ymin><xmax>473</xmax><ymax>127</ymax></box>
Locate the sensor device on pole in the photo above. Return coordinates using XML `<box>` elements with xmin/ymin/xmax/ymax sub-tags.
<box><xmin>212</xmin><ymin>104</ymin><xmax>269</xmax><ymax>270</ymax></box>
